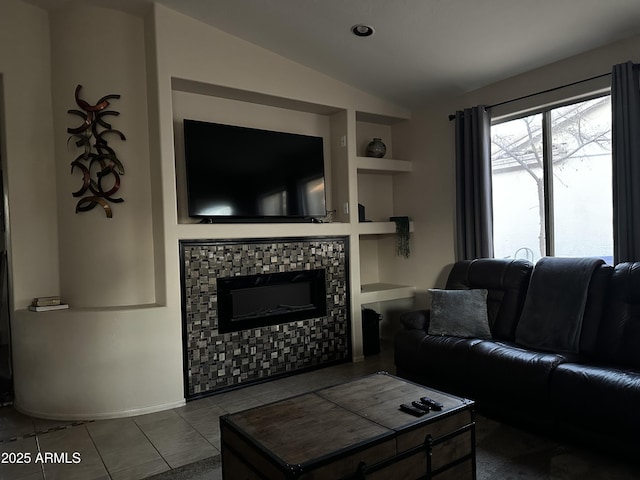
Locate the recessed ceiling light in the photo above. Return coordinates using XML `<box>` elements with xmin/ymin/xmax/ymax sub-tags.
<box><xmin>351</xmin><ymin>24</ymin><xmax>375</xmax><ymax>37</ymax></box>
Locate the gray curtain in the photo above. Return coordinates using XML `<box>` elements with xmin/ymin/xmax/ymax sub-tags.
<box><xmin>454</xmin><ymin>106</ymin><xmax>494</xmax><ymax>260</ymax></box>
<box><xmin>612</xmin><ymin>61</ymin><xmax>640</xmax><ymax>263</ymax></box>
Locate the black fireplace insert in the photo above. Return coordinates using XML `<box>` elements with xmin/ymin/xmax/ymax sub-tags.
<box><xmin>217</xmin><ymin>269</ymin><xmax>327</xmax><ymax>333</ymax></box>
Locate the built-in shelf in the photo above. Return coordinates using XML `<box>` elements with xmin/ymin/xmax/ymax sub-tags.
<box><xmin>176</xmin><ymin>222</ymin><xmax>351</xmax><ymax>239</ymax></box>
<box><xmin>355</xmin><ymin>156</ymin><xmax>413</xmax><ymax>174</ymax></box>
<box><xmin>356</xmin><ymin>221</ymin><xmax>414</xmax><ymax>236</ymax></box>
<box><xmin>360</xmin><ymin>283</ymin><xmax>416</xmax><ymax>304</ymax></box>
<box><xmin>169</xmin><ymin>84</ymin><xmax>415</xmax><ymax>359</ymax></box>
<box><xmin>175</xmin><ymin>221</ymin><xmax>414</xmax><ymax>238</ymax></box>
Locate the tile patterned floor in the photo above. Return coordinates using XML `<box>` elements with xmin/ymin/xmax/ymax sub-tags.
<box><xmin>0</xmin><ymin>346</ymin><xmax>394</xmax><ymax>480</ymax></box>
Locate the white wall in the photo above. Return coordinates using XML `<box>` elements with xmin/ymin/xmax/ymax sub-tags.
<box><xmin>0</xmin><ymin>0</ymin><xmax>59</xmax><ymax>310</ymax></box>
<box><xmin>8</xmin><ymin>1</ymin><xmax>410</xmax><ymax>419</ymax></box>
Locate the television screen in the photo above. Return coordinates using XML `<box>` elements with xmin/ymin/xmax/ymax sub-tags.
<box><xmin>183</xmin><ymin>119</ymin><xmax>327</xmax><ymax>221</ymax></box>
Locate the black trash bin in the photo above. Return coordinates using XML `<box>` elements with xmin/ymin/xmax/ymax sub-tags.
<box><xmin>362</xmin><ymin>308</ymin><xmax>382</xmax><ymax>356</ymax></box>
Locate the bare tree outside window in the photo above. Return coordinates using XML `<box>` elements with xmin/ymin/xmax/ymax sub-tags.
<box><xmin>490</xmin><ymin>96</ymin><xmax>612</xmax><ymax>262</ymax></box>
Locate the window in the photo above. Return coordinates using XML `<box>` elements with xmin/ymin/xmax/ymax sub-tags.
<box><xmin>490</xmin><ymin>96</ymin><xmax>613</xmax><ymax>263</ymax></box>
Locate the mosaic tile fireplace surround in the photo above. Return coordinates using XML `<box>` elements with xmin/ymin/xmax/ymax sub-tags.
<box><xmin>180</xmin><ymin>237</ymin><xmax>350</xmax><ymax>398</ymax></box>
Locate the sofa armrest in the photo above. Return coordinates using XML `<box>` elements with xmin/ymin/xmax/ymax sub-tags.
<box><xmin>400</xmin><ymin>309</ymin><xmax>430</xmax><ymax>331</ymax></box>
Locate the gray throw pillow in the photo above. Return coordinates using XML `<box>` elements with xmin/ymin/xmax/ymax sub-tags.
<box><xmin>427</xmin><ymin>288</ymin><xmax>491</xmax><ymax>339</ymax></box>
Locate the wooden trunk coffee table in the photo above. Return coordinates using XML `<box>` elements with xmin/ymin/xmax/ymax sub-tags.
<box><xmin>220</xmin><ymin>372</ymin><xmax>476</xmax><ymax>479</ymax></box>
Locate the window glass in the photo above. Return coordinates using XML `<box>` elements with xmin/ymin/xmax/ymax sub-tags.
<box><xmin>550</xmin><ymin>97</ymin><xmax>612</xmax><ymax>263</ymax></box>
<box><xmin>490</xmin><ymin>95</ymin><xmax>612</xmax><ymax>264</ymax></box>
<box><xmin>491</xmin><ymin>113</ymin><xmax>544</xmax><ymax>262</ymax></box>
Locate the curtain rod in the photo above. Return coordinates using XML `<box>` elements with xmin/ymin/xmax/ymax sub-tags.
<box><xmin>447</xmin><ymin>70</ymin><xmax>613</xmax><ymax>121</ymax></box>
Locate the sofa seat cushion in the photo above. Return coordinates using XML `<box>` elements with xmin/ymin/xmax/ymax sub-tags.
<box><xmin>550</xmin><ymin>363</ymin><xmax>640</xmax><ymax>438</ymax></box>
<box><xmin>468</xmin><ymin>341</ymin><xmax>576</xmax><ymax>417</ymax></box>
<box><xmin>469</xmin><ymin>341</ymin><xmax>569</xmax><ymax>430</ymax></box>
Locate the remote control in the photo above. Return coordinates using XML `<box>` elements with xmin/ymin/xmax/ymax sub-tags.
<box><xmin>399</xmin><ymin>403</ymin><xmax>426</xmax><ymax>417</ymax></box>
<box><xmin>420</xmin><ymin>396</ymin><xmax>444</xmax><ymax>411</ymax></box>
<box><xmin>412</xmin><ymin>401</ymin><xmax>431</xmax><ymax>412</ymax></box>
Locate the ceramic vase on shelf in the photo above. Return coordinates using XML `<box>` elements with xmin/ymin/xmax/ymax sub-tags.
<box><xmin>365</xmin><ymin>138</ymin><xmax>386</xmax><ymax>158</ymax></box>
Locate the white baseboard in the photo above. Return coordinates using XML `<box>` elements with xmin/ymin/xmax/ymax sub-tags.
<box><xmin>15</xmin><ymin>399</ymin><xmax>187</xmax><ymax>421</ymax></box>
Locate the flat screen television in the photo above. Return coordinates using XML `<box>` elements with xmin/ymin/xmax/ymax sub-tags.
<box><xmin>183</xmin><ymin>119</ymin><xmax>327</xmax><ymax>222</ymax></box>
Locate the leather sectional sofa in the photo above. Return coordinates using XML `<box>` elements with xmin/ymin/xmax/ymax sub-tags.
<box><xmin>395</xmin><ymin>257</ymin><xmax>640</xmax><ymax>457</ymax></box>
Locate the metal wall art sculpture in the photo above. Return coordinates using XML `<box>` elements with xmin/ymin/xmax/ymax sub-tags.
<box><xmin>67</xmin><ymin>85</ymin><xmax>125</xmax><ymax>218</ymax></box>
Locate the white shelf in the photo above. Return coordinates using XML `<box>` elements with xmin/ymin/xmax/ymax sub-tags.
<box><xmin>356</xmin><ymin>221</ymin><xmax>414</xmax><ymax>236</ymax></box>
<box><xmin>355</xmin><ymin>156</ymin><xmax>412</xmax><ymax>174</ymax></box>
<box><xmin>360</xmin><ymin>283</ymin><xmax>416</xmax><ymax>303</ymax></box>
<box><xmin>176</xmin><ymin>222</ymin><xmax>351</xmax><ymax>239</ymax></box>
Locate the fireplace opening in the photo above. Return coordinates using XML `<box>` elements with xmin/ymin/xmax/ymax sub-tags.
<box><xmin>217</xmin><ymin>269</ymin><xmax>327</xmax><ymax>333</ymax></box>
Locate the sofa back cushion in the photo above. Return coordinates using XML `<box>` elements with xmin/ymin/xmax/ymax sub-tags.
<box><xmin>595</xmin><ymin>262</ymin><xmax>640</xmax><ymax>367</ymax></box>
<box><xmin>445</xmin><ymin>258</ymin><xmax>533</xmax><ymax>341</ymax></box>
<box><xmin>514</xmin><ymin>257</ymin><xmax>609</xmax><ymax>354</ymax></box>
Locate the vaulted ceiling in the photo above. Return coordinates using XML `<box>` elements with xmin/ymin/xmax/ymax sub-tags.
<box><xmin>24</xmin><ymin>0</ymin><xmax>640</xmax><ymax>107</ymax></box>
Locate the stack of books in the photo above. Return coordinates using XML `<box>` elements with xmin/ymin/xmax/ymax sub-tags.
<box><xmin>29</xmin><ymin>296</ymin><xmax>69</xmax><ymax>312</ymax></box>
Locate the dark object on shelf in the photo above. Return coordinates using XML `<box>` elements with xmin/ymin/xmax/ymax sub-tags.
<box><xmin>390</xmin><ymin>216</ymin><xmax>410</xmax><ymax>258</ymax></box>
<box><xmin>67</xmin><ymin>85</ymin><xmax>125</xmax><ymax>218</ymax></box>
<box><xmin>365</xmin><ymin>137</ymin><xmax>386</xmax><ymax>158</ymax></box>
<box><xmin>362</xmin><ymin>308</ymin><xmax>382</xmax><ymax>356</ymax></box>
<box><xmin>358</xmin><ymin>203</ymin><xmax>370</xmax><ymax>222</ymax></box>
